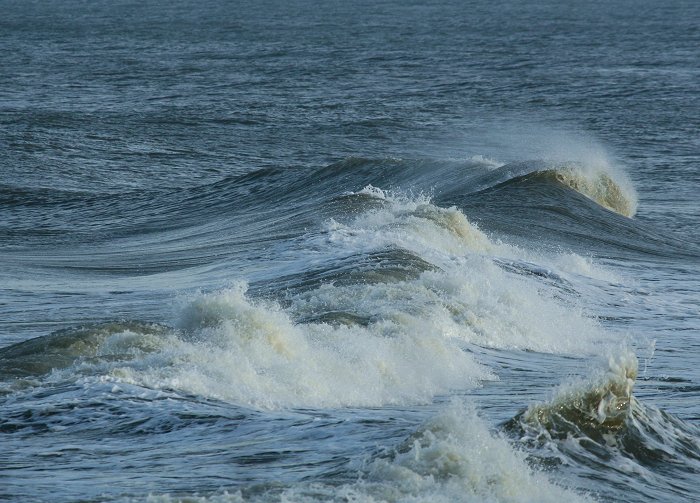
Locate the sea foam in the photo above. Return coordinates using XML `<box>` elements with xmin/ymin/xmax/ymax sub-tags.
<box><xmin>140</xmin><ymin>402</ymin><xmax>591</xmax><ymax>503</ymax></box>
<box><xmin>110</xmin><ymin>283</ymin><xmax>493</xmax><ymax>409</ymax></box>
<box><xmin>102</xmin><ymin>188</ymin><xmax>615</xmax><ymax>409</ymax></box>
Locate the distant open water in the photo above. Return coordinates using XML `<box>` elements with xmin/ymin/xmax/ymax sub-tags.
<box><xmin>1</xmin><ymin>1</ymin><xmax>699</xmax><ymax>502</ymax></box>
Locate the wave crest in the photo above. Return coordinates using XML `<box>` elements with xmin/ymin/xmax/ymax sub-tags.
<box><xmin>520</xmin><ymin>352</ymin><xmax>638</xmax><ymax>434</ymax></box>
<box><xmin>551</xmin><ymin>166</ymin><xmax>638</xmax><ymax>217</ymax></box>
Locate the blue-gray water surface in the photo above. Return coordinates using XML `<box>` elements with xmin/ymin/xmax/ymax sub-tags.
<box><xmin>1</xmin><ymin>1</ymin><xmax>699</xmax><ymax>502</ymax></box>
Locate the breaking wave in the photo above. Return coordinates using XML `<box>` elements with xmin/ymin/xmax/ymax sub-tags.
<box><xmin>550</xmin><ymin>166</ymin><xmax>637</xmax><ymax>217</ymax></box>
<box><xmin>510</xmin><ymin>352</ymin><xmax>639</xmax><ymax>436</ymax></box>
<box><xmin>0</xmin><ymin>187</ymin><xmax>617</xmax><ymax>409</ymax></box>
<box><xmin>466</xmin><ymin>161</ymin><xmax>639</xmax><ymax>218</ymax></box>
<box><xmin>138</xmin><ymin>402</ymin><xmax>592</xmax><ymax>503</ymax></box>
<box><xmin>504</xmin><ymin>353</ymin><xmax>700</xmax><ymax>501</ymax></box>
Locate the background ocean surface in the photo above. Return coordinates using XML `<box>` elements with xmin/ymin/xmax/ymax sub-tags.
<box><xmin>1</xmin><ymin>1</ymin><xmax>699</xmax><ymax>501</ymax></box>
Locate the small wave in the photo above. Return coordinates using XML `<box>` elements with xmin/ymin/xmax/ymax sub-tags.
<box><xmin>362</xmin><ymin>401</ymin><xmax>592</xmax><ymax>503</ymax></box>
<box><xmin>506</xmin><ymin>351</ymin><xmax>700</xmax><ymax>457</ymax></box>
<box><xmin>551</xmin><ymin>166</ymin><xmax>638</xmax><ymax>217</ymax></box>
<box><xmin>504</xmin><ymin>352</ymin><xmax>700</xmax><ymax>500</ymax></box>
<box><xmin>515</xmin><ymin>352</ymin><xmax>638</xmax><ymax>435</ymax></box>
<box><xmin>0</xmin><ymin>321</ymin><xmax>168</xmax><ymax>381</ymax></box>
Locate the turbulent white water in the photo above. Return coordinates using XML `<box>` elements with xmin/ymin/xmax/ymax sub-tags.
<box><xmin>8</xmin><ymin>146</ymin><xmax>694</xmax><ymax>503</ymax></box>
<box><xmin>140</xmin><ymin>401</ymin><xmax>592</xmax><ymax>503</ymax></box>
<box><xmin>42</xmin><ymin>187</ymin><xmax>617</xmax><ymax>415</ymax></box>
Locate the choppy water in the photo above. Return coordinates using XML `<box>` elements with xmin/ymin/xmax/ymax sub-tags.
<box><xmin>1</xmin><ymin>1</ymin><xmax>699</xmax><ymax>502</ymax></box>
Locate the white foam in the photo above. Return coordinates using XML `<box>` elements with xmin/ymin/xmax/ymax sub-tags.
<box><xmin>109</xmin><ymin>284</ymin><xmax>493</xmax><ymax>409</ymax></box>
<box><xmin>313</xmin><ymin>191</ymin><xmax>609</xmax><ymax>353</ymax></box>
<box><xmin>86</xmin><ymin>188</ymin><xmax>614</xmax><ymax>409</ymax></box>
<box><xmin>362</xmin><ymin>401</ymin><xmax>592</xmax><ymax>503</ymax></box>
<box><xmin>138</xmin><ymin>403</ymin><xmax>591</xmax><ymax>503</ymax></box>
<box><xmin>329</xmin><ymin>187</ymin><xmax>495</xmax><ymax>260</ymax></box>
<box><xmin>288</xmin><ymin>264</ymin><xmax>604</xmax><ymax>355</ymax></box>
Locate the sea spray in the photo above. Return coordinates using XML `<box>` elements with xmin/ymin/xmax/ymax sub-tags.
<box><xmin>362</xmin><ymin>401</ymin><xmax>592</xmax><ymax>503</ymax></box>
<box><xmin>112</xmin><ymin>284</ymin><xmax>493</xmax><ymax>409</ymax></box>
<box><xmin>520</xmin><ymin>351</ymin><xmax>638</xmax><ymax>435</ymax></box>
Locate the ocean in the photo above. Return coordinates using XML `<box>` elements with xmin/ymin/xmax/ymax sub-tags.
<box><xmin>1</xmin><ymin>0</ymin><xmax>699</xmax><ymax>501</ymax></box>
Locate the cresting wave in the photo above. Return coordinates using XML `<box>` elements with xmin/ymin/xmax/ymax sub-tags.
<box><xmin>464</xmin><ymin>161</ymin><xmax>638</xmax><ymax>218</ymax></box>
<box><xmin>504</xmin><ymin>353</ymin><xmax>700</xmax><ymax>501</ymax></box>
<box><xmin>510</xmin><ymin>352</ymin><xmax>639</xmax><ymax>436</ymax></box>
<box><xmin>0</xmin><ymin>187</ymin><xmax>616</xmax><ymax>409</ymax></box>
<box><xmin>549</xmin><ymin>165</ymin><xmax>638</xmax><ymax>217</ymax></box>
<box><xmin>358</xmin><ymin>401</ymin><xmax>591</xmax><ymax>503</ymax></box>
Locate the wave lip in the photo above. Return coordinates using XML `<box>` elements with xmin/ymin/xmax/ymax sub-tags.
<box><xmin>551</xmin><ymin>165</ymin><xmax>638</xmax><ymax>218</ymax></box>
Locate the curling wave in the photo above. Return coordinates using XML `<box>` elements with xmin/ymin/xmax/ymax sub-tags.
<box><xmin>550</xmin><ymin>166</ymin><xmax>638</xmax><ymax>217</ymax></box>
<box><xmin>466</xmin><ymin>161</ymin><xmax>638</xmax><ymax>218</ymax></box>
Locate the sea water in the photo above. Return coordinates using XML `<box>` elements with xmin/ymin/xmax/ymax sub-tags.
<box><xmin>1</xmin><ymin>1</ymin><xmax>699</xmax><ymax>501</ymax></box>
